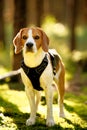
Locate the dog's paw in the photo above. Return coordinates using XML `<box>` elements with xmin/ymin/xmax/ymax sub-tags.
<box><xmin>26</xmin><ymin>118</ymin><xmax>35</xmax><ymax>126</ymax></box>
<box><xmin>46</xmin><ymin>119</ymin><xmax>55</xmax><ymax>127</ymax></box>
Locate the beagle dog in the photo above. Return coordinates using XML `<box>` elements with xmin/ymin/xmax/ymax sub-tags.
<box><xmin>13</xmin><ymin>27</ymin><xmax>65</xmax><ymax>127</ymax></box>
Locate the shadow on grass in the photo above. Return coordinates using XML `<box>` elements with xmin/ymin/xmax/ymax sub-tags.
<box><xmin>0</xmin><ymin>98</ymin><xmax>87</xmax><ymax>130</ymax></box>
<box><xmin>64</xmin><ymin>102</ymin><xmax>87</xmax><ymax>122</ymax></box>
<box><xmin>64</xmin><ymin>118</ymin><xmax>86</xmax><ymax>130</ymax></box>
<box><xmin>0</xmin><ymin>96</ymin><xmax>74</xmax><ymax>130</ymax></box>
<box><xmin>0</xmin><ymin>80</ymin><xmax>24</xmax><ymax>91</ymax></box>
<box><xmin>0</xmin><ymin>82</ymin><xmax>87</xmax><ymax>129</ymax></box>
<box><xmin>8</xmin><ymin>82</ymin><xmax>25</xmax><ymax>91</ymax></box>
<box><xmin>0</xmin><ymin>96</ymin><xmax>26</xmax><ymax>129</ymax></box>
<box><xmin>0</xmin><ymin>96</ymin><xmax>63</xmax><ymax>130</ymax></box>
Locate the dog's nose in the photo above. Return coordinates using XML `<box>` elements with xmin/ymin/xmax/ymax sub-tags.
<box><xmin>26</xmin><ymin>42</ymin><xmax>33</xmax><ymax>48</ymax></box>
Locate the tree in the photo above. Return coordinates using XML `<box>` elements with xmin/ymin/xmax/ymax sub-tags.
<box><xmin>27</xmin><ymin>0</ymin><xmax>44</xmax><ymax>26</ymax></box>
<box><xmin>13</xmin><ymin>0</ymin><xmax>27</xmax><ymax>70</ymax></box>
<box><xmin>66</xmin><ymin>0</ymin><xmax>78</xmax><ymax>51</ymax></box>
<box><xmin>83</xmin><ymin>0</ymin><xmax>87</xmax><ymax>24</ymax></box>
<box><xmin>0</xmin><ymin>0</ymin><xmax>5</xmax><ymax>48</ymax></box>
<box><xmin>36</xmin><ymin>0</ymin><xmax>44</xmax><ymax>26</ymax></box>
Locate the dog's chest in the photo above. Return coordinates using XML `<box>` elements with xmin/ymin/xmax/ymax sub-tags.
<box><xmin>21</xmin><ymin>56</ymin><xmax>53</xmax><ymax>90</ymax></box>
<box><xmin>40</xmin><ymin>62</ymin><xmax>53</xmax><ymax>88</ymax></box>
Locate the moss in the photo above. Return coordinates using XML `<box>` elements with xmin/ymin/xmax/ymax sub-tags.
<box><xmin>0</xmin><ymin>83</ymin><xmax>87</xmax><ymax>129</ymax></box>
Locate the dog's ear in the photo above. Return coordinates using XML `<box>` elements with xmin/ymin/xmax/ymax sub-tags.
<box><xmin>42</xmin><ymin>31</ymin><xmax>49</xmax><ymax>52</ymax></box>
<box><xmin>13</xmin><ymin>29</ymin><xmax>23</xmax><ymax>54</ymax></box>
<box><xmin>37</xmin><ymin>27</ymin><xmax>49</xmax><ymax>52</ymax></box>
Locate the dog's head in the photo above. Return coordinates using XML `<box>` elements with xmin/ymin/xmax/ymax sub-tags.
<box><xmin>13</xmin><ymin>27</ymin><xmax>49</xmax><ymax>54</ymax></box>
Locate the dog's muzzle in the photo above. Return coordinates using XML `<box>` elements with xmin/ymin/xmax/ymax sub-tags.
<box><xmin>26</xmin><ymin>42</ymin><xmax>33</xmax><ymax>48</ymax></box>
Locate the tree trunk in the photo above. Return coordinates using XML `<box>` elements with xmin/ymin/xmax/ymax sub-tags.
<box><xmin>83</xmin><ymin>0</ymin><xmax>87</xmax><ymax>24</ymax></box>
<box><xmin>43</xmin><ymin>0</ymin><xmax>50</xmax><ymax>16</ymax></box>
<box><xmin>0</xmin><ymin>0</ymin><xmax>5</xmax><ymax>48</ymax></box>
<box><xmin>27</xmin><ymin>0</ymin><xmax>43</xmax><ymax>27</ymax></box>
<box><xmin>27</xmin><ymin>0</ymin><xmax>37</xmax><ymax>26</ymax></box>
<box><xmin>13</xmin><ymin>0</ymin><xmax>27</xmax><ymax>70</ymax></box>
<box><xmin>66</xmin><ymin>0</ymin><xmax>78</xmax><ymax>51</ymax></box>
<box><xmin>36</xmin><ymin>0</ymin><xmax>44</xmax><ymax>26</ymax></box>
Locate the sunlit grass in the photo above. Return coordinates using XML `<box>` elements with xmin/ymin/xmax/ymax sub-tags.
<box><xmin>0</xmin><ymin>113</ymin><xmax>17</xmax><ymax>130</ymax></box>
<box><xmin>0</xmin><ymin>83</ymin><xmax>87</xmax><ymax>129</ymax></box>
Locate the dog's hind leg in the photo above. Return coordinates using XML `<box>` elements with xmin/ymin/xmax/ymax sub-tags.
<box><xmin>58</xmin><ymin>62</ymin><xmax>65</xmax><ymax>118</ymax></box>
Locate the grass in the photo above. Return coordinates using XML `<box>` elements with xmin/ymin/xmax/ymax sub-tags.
<box><xmin>0</xmin><ymin>82</ymin><xmax>87</xmax><ymax>130</ymax></box>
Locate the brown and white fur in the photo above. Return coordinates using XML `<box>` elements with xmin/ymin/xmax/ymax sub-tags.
<box><xmin>13</xmin><ymin>27</ymin><xmax>65</xmax><ymax>127</ymax></box>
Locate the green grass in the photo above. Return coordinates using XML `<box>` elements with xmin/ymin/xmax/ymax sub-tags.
<box><xmin>0</xmin><ymin>83</ymin><xmax>87</xmax><ymax>130</ymax></box>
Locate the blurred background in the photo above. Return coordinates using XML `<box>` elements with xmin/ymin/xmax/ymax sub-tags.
<box><xmin>0</xmin><ymin>0</ymin><xmax>87</xmax><ymax>80</ymax></box>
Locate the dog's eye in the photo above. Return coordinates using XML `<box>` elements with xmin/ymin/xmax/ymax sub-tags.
<box><xmin>34</xmin><ymin>35</ymin><xmax>40</xmax><ymax>40</ymax></box>
<box><xmin>22</xmin><ymin>35</ymin><xmax>27</xmax><ymax>40</ymax></box>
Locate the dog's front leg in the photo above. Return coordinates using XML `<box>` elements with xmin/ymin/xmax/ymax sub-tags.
<box><xmin>25</xmin><ymin>87</ymin><xmax>36</xmax><ymax>126</ymax></box>
<box><xmin>35</xmin><ymin>91</ymin><xmax>41</xmax><ymax>111</ymax></box>
<box><xmin>45</xmin><ymin>87</ymin><xmax>55</xmax><ymax>127</ymax></box>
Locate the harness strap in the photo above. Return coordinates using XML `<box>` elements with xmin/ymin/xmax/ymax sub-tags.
<box><xmin>48</xmin><ymin>51</ymin><xmax>60</xmax><ymax>75</ymax></box>
<box><xmin>21</xmin><ymin>55</ymin><xmax>48</xmax><ymax>91</ymax></box>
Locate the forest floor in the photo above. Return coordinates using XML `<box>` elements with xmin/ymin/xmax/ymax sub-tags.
<box><xmin>0</xmin><ymin>77</ymin><xmax>87</xmax><ymax>130</ymax></box>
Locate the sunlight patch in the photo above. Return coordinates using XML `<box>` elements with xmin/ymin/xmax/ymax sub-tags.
<box><xmin>42</xmin><ymin>15</ymin><xmax>69</xmax><ymax>37</ymax></box>
<box><xmin>0</xmin><ymin>113</ymin><xmax>17</xmax><ymax>129</ymax></box>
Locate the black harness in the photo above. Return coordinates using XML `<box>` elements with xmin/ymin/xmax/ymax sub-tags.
<box><xmin>21</xmin><ymin>55</ymin><xmax>48</xmax><ymax>91</ymax></box>
<box><xmin>21</xmin><ymin>53</ymin><xmax>60</xmax><ymax>91</ymax></box>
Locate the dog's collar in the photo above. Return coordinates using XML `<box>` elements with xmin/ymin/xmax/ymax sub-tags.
<box><xmin>21</xmin><ymin>55</ymin><xmax>48</xmax><ymax>91</ymax></box>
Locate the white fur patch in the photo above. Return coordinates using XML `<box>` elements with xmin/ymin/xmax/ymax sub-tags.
<box><xmin>24</xmin><ymin>29</ymin><xmax>37</xmax><ymax>53</ymax></box>
<box><xmin>28</xmin><ymin>30</ymin><xmax>35</xmax><ymax>44</ymax></box>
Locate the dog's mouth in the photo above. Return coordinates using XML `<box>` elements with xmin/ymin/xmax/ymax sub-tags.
<box><xmin>25</xmin><ymin>46</ymin><xmax>33</xmax><ymax>53</ymax></box>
